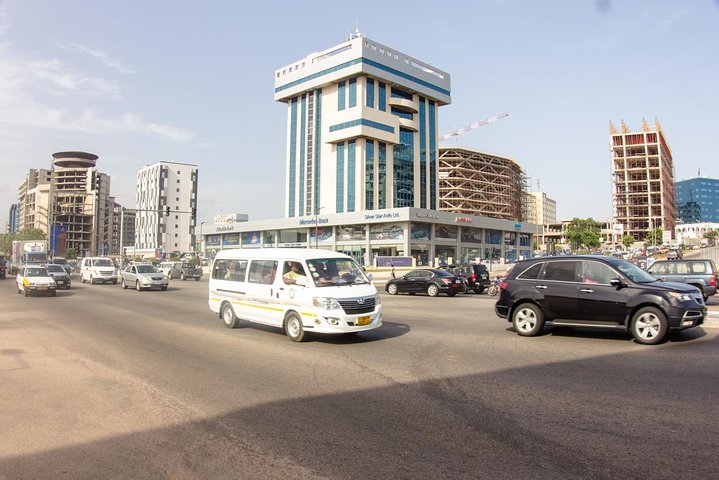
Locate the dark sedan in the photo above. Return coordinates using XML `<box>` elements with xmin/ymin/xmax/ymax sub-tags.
<box><xmin>385</xmin><ymin>269</ymin><xmax>464</xmax><ymax>297</ymax></box>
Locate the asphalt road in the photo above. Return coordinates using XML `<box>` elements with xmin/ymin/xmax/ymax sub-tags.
<box><xmin>1</xmin><ymin>275</ymin><xmax>718</xmax><ymax>479</ymax></box>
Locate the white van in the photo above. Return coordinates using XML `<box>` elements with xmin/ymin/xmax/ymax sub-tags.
<box><xmin>208</xmin><ymin>249</ymin><xmax>382</xmax><ymax>341</ymax></box>
<box><xmin>80</xmin><ymin>257</ymin><xmax>119</xmax><ymax>284</ymax></box>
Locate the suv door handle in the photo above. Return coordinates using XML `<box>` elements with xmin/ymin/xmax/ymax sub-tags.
<box><xmin>580</xmin><ymin>288</ymin><xmax>594</xmax><ymax>293</ymax></box>
<box><xmin>535</xmin><ymin>285</ymin><xmax>548</xmax><ymax>289</ymax></box>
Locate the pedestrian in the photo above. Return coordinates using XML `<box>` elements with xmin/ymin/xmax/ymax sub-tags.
<box><xmin>391</xmin><ymin>263</ymin><xmax>395</xmax><ymax>279</ymax></box>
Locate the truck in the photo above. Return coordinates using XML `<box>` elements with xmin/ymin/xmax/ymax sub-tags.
<box><xmin>10</xmin><ymin>240</ymin><xmax>48</xmax><ymax>274</ymax></box>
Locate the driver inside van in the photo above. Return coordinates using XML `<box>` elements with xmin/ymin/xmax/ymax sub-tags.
<box><xmin>283</xmin><ymin>262</ymin><xmax>307</xmax><ymax>285</ymax></box>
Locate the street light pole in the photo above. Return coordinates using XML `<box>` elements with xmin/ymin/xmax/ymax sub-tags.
<box><xmin>200</xmin><ymin>221</ymin><xmax>206</xmax><ymax>256</ymax></box>
<box><xmin>314</xmin><ymin>207</ymin><xmax>324</xmax><ymax>250</ymax></box>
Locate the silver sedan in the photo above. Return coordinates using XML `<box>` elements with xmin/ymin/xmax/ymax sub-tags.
<box><xmin>120</xmin><ymin>264</ymin><xmax>169</xmax><ymax>291</ymax></box>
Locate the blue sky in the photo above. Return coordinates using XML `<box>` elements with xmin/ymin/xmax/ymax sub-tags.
<box><xmin>1</xmin><ymin>0</ymin><xmax>718</xmax><ymax>231</ymax></box>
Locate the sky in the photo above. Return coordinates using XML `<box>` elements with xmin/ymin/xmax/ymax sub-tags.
<box><xmin>1</xmin><ymin>0</ymin><xmax>718</xmax><ymax>231</ymax></box>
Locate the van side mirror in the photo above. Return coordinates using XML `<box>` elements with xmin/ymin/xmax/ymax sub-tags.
<box><xmin>295</xmin><ymin>276</ymin><xmax>308</xmax><ymax>287</ymax></box>
<box><xmin>367</xmin><ymin>273</ymin><xmax>373</xmax><ymax>282</ymax></box>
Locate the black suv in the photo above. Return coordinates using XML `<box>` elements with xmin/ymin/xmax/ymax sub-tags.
<box><xmin>443</xmin><ymin>264</ymin><xmax>491</xmax><ymax>294</ymax></box>
<box><xmin>646</xmin><ymin>259</ymin><xmax>717</xmax><ymax>301</ymax></box>
<box><xmin>495</xmin><ymin>255</ymin><xmax>705</xmax><ymax>345</ymax></box>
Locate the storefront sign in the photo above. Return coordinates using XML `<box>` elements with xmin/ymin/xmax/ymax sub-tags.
<box><xmin>455</xmin><ymin>217</ymin><xmax>473</xmax><ymax>224</ymax></box>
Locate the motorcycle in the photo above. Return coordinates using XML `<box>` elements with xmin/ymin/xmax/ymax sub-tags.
<box><xmin>486</xmin><ymin>276</ymin><xmax>502</xmax><ymax>296</ymax></box>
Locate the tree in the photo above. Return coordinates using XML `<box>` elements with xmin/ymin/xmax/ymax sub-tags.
<box><xmin>566</xmin><ymin>218</ymin><xmax>602</xmax><ymax>250</ymax></box>
<box><xmin>622</xmin><ymin>235</ymin><xmax>635</xmax><ymax>249</ymax></box>
<box><xmin>646</xmin><ymin>228</ymin><xmax>663</xmax><ymax>246</ymax></box>
<box><xmin>64</xmin><ymin>247</ymin><xmax>77</xmax><ymax>260</ymax></box>
<box><xmin>0</xmin><ymin>228</ymin><xmax>46</xmax><ymax>254</ymax></box>
<box><xmin>703</xmin><ymin>230</ymin><xmax>717</xmax><ymax>241</ymax></box>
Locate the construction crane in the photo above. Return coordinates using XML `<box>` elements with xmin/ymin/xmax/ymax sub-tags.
<box><xmin>439</xmin><ymin>112</ymin><xmax>509</xmax><ymax>142</ymax></box>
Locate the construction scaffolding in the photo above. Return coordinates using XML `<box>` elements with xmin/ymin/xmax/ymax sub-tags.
<box><xmin>437</xmin><ymin>146</ymin><xmax>528</xmax><ymax>221</ymax></box>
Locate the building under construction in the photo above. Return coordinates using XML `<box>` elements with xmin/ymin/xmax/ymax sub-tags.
<box><xmin>437</xmin><ymin>146</ymin><xmax>528</xmax><ymax>221</ymax></box>
<box><xmin>610</xmin><ymin>119</ymin><xmax>676</xmax><ymax>243</ymax></box>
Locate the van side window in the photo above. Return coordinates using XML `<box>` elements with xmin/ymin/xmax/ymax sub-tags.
<box><xmin>248</xmin><ymin>260</ymin><xmax>277</xmax><ymax>284</ymax></box>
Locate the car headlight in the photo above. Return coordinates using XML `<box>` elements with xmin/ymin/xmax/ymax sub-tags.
<box><xmin>668</xmin><ymin>291</ymin><xmax>693</xmax><ymax>302</ymax></box>
<box><xmin>313</xmin><ymin>297</ymin><xmax>342</xmax><ymax>310</ymax></box>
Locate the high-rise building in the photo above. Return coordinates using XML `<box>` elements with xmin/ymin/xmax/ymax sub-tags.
<box><xmin>610</xmin><ymin>119</ymin><xmax>676</xmax><ymax>242</ymax></box>
<box><xmin>676</xmin><ymin>177</ymin><xmax>719</xmax><ymax>223</ymax></box>
<box><xmin>274</xmin><ymin>32</ymin><xmax>451</xmax><ymax>218</ymax></box>
<box><xmin>16</xmin><ymin>151</ymin><xmax>115</xmax><ymax>256</ymax></box>
<box><xmin>526</xmin><ymin>191</ymin><xmax>557</xmax><ymax>225</ymax></box>
<box><xmin>7</xmin><ymin>203</ymin><xmax>18</xmax><ymax>233</ymax></box>
<box><xmin>135</xmin><ymin>161</ymin><xmax>198</xmax><ymax>254</ymax></box>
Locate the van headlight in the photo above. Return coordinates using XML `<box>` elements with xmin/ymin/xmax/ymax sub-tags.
<box><xmin>313</xmin><ymin>297</ymin><xmax>341</xmax><ymax>310</ymax></box>
<box><xmin>668</xmin><ymin>291</ymin><xmax>693</xmax><ymax>302</ymax></box>
<box><xmin>375</xmin><ymin>293</ymin><xmax>381</xmax><ymax>305</ymax></box>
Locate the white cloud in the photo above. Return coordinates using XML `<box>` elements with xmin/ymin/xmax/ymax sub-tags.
<box><xmin>65</xmin><ymin>43</ymin><xmax>136</xmax><ymax>74</ymax></box>
<box><xmin>0</xmin><ymin>42</ymin><xmax>194</xmax><ymax>143</ymax></box>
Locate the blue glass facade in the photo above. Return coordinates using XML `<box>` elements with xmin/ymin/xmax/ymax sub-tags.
<box><xmin>365</xmin><ymin>140</ymin><xmax>374</xmax><ymax>210</ymax></box>
<box><xmin>394</xmin><ymin>128</ymin><xmax>415</xmax><ymax>208</ymax></box>
<box><xmin>338</xmin><ymin>81</ymin><xmax>346</xmax><ymax>111</ymax></box>
<box><xmin>378</xmin><ymin>142</ymin><xmax>387</xmax><ymax>209</ymax></box>
<box><xmin>299</xmin><ymin>94</ymin><xmax>307</xmax><ymax>216</ymax></box>
<box><xmin>288</xmin><ymin>98</ymin><xmax>298</xmax><ymax>217</ymax></box>
<box><xmin>390</xmin><ymin>106</ymin><xmax>413</xmax><ymax>120</ymax></box>
<box><xmin>419</xmin><ymin>97</ymin><xmax>427</xmax><ymax>208</ymax></box>
<box><xmin>336</xmin><ymin>143</ymin><xmax>345</xmax><ymax>213</ymax></box>
<box><xmin>329</xmin><ymin>119</ymin><xmax>395</xmax><ymax>134</ymax></box>
<box><xmin>378</xmin><ymin>82</ymin><xmax>386</xmax><ymax>111</ymax></box>
<box><xmin>366</xmin><ymin>78</ymin><xmax>374</xmax><ymax>108</ymax></box>
<box><xmin>347</xmin><ymin>140</ymin><xmax>356</xmax><ymax>212</ymax></box>
<box><xmin>676</xmin><ymin>178</ymin><xmax>719</xmax><ymax>223</ymax></box>
<box><xmin>348</xmin><ymin>78</ymin><xmax>357</xmax><ymax>108</ymax></box>
<box><xmin>429</xmin><ymin>100</ymin><xmax>437</xmax><ymax>209</ymax></box>
<box><xmin>391</xmin><ymin>88</ymin><xmax>413</xmax><ymax>100</ymax></box>
<box><xmin>314</xmin><ymin>90</ymin><xmax>322</xmax><ymax>214</ymax></box>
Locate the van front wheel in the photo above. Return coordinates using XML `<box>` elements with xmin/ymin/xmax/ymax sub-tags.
<box><xmin>221</xmin><ymin>303</ymin><xmax>239</xmax><ymax>328</ymax></box>
<box><xmin>284</xmin><ymin>312</ymin><xmax>306</xmax><ymax>342</ymax></box>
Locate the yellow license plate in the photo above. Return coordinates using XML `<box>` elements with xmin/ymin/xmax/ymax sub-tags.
<box><xmin>38</xmin><ymin>286</ymin><xmax>47</xmax><ymax>290</ymax></box>
<box><xmin>357</xmin><ymin>316</ymin><xmax>370</xmax><ymax>326</ymax></box>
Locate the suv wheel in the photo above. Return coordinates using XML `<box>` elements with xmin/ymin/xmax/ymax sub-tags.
<box><xmin>630</xmin><ymin>307</ymin><xmax>667</xmax><ymax>345</ymax></box>
<box><xmin>512</xmin><ymin>303</ymin><xmax>544</xmax><ymax>337</ymax></box>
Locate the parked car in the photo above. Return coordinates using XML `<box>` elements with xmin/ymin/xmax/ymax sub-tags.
<box><xmin>120</xmin><ymin>263</ymin><xmax>169</xmax><ymax>291</ymax></box>
<box><xmin>442</xmin><ymin>264</ymin><xmax>491</xmax><ymax>294</ymax></box>
<box><xmin>15</xmin><ymin>265</ymin><xmax>57</xmax><ymax>297</ymax></box>
<box><xmin>646</xmin><ymin>259</ymin><xmax>717</xmax><ymax>301</ymax></box>
<box><xmin>46</xmin><ymin>263</ymin><xmax>72</xmax><ymax>289</ymax></box>
<box><xmin>385</xmin><ymin>269</ymin><xmax>464</xmax><ymax>297</ymax></box>
<box><xmin>495</xmin><ymin>255</ymin><xmax>705</xmax><ymax>345</ymax></box>
<box><xmin>159</xmin><ymin>261</ymin><xmax>202</xmax><ymax>281</ymax></box>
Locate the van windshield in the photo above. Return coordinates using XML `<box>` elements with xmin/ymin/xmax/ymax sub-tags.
<box><xmin>306</xmin><ymin>258</ymin><xmax>370</xmax><ymax>287</ymax></box>
<box><xmin>93</xmin><ymin>259</ymin><xmax>113</xmax><ymax>267</ymax></box>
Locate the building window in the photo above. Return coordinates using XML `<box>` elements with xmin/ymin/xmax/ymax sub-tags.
<box><xmin>348</xmin><ymin>78</ymin><xmax>357</xmax><ymax>108</ymax></box>
<box><xmin>365</xmin><ymin>140</ymin><xmax>374</xmax><ymax>210</ymax></box>
<box><xmin>391</xmin><ymin>88</ymin><xmax>413</xmax><ymax>101</ymax></box>
<box><xmin>419</xmin><ymin>97</ymin><xmax>427</xmax><ymax>208</ymax></box>
<box><xmin>393</xmin><ymin>128</ymin><xmax>415</xmax><ymax>208</ymax></box>
<box><xmin>378</xmin><ymin>82</ymin><xmax>386</xmax><ymax>112</ymax></box>
<box><xmin>366</xmin><ymin>78</ymin><xmax>374</xmax><ymax>108</ymax></box>
<box><xmin>289</xmin><ymin>98</ymin><xmax>298</xmax><ymax>217</ymax></box>
<box><xmin>347</xmin><ymin>140</ymin><xmax>356</xmax><ymax>212</ymax></box>
<box><xmin>338</xmin><ymin>80</ymin><xmax>346</xmax><ymax>111</ymax></box>
<box><xmin>378</xmin><ymin>142</ymin><xmax>387</xmax><ymax>209</ymax></box>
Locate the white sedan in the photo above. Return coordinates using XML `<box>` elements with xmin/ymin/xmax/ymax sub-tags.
<box><xmin>16</xmin><ymin>265</ymin><xmax>57</xmax><ymax>297</ymax></box>
<box><xmin>120</xmin><ymin>264</ymin><xmax>169</xmax><ymax>291</ymax></box>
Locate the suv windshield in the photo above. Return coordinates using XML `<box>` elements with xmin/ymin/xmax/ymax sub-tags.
<box><xmin>306</xmin><ymin>258</ymin><xmax>370</xmax><ymax>287</ymax></box>
<box><xmin>614</xmin><ymin>259</ymin><xmax>657</xmax><ymax>283</ymax></box>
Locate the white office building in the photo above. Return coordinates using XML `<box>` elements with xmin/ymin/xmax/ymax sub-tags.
<box><xmin>200</xmin><ymin>34</ymin><xmax>537</xmax><ymax>266</ymax></box>
<box><xmin>135</xmin><ymin>161</ymin><xmax>198</xmax><ymax>256</ymax></box>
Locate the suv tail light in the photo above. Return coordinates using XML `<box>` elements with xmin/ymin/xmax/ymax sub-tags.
<box><xmin>471</xmin><ymin>274</ymin><xmax>477</xmax><ymax>282</ymax></box>
<box><xmin>711</xmin><ymin>274</ymin><xmax>716</xmax><ymax>287</ymax></box>
<box><xmin>500</xmin><ymin>281</ymin><xmax>508</xmax><ymax>290</ymax></box>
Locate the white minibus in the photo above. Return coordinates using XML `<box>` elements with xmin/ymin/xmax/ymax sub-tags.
<box><xmin>208</xmin><ymin>249</ymin><xmax>382</xmax><ymax>341</ymax></box>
